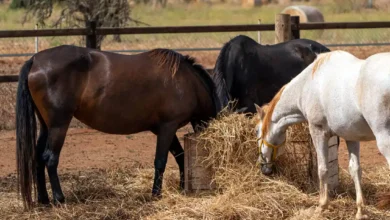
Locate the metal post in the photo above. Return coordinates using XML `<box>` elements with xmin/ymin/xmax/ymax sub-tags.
<box><xmin>35</xmin><ymin>24</ymin><xmax>39</xmax><ymax>53</ymax></box>
<box><xmin>367</xmin><ymin>0</ymin><xmax>373</xmax><ymax>8</ymax></box>
<box><xmin>257</xmin><ymin>19</ymin><xmax>261</xmax><ymax>43</ymax></box>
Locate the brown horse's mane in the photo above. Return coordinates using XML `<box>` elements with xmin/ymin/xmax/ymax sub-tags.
<box><xmin>148</xmin><ymin>48</ymin><xmax>222</xmax><ymax>114</ymax></box>
<box><xmin>311</xmin><ymin>51</ymin><xmax>332</xmax><ymax>77</ymax></box>
<box><xmin>261</xmin><ymin>85</ymin><xmax>287</xmax><ymax>137</ymax></box>
<box><xmin>148</xmin><ymin>48</ymin><xmax>184</xmax><ymax>77</ymax></box>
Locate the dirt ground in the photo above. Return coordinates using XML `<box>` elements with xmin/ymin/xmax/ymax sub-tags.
<box><xmin>0</xmin><ymin>124</ymin><xmax>386</xmax><ymax>178</ymax></box>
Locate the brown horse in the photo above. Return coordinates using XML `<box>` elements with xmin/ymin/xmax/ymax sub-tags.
<box><xmin>16</xmin><ymin>45</ymin><xmax>224</xmax><ymax>209</ymax></box>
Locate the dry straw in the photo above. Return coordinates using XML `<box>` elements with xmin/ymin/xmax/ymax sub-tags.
<box><xmin>0</xmin><ymin>105</ymin><xmax>390</xmax><ymax>219</ymax></box>
<box><xmin>196</xmin><ymin>103</ymin><xmax>318</xmax><ymax>193</ymax></box>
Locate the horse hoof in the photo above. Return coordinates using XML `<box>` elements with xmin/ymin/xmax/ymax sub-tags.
<box><xmin>38</xmin><ymin>198</ymin><xmax>50</xmax><ymax>205</ymax></box>
<box><xmin>51</xmin><ymin>198</ymin><xmax>65</xmax><ymax>206</ymax></box>
<box><xmin>315</xmin><ymin>206</ymin><xmax>325</xmax><ymax>215</ymax></box>
<box><xmin>151</xmin><ymin>195</ymin><xmax>162</xmax><ymax>201</ymax></box>
<box><xmin>37</xmin><ymin>202</ymin><xmax>51</xmax><ymax>208</ymax></box>
<box><xmin>151</xmin><ymin>191</ymin><xmax>162</xmax><ymax>200</ymax></box>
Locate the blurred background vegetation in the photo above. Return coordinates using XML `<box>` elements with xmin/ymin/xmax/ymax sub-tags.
<box><xmin>1</xmin><ymin>0</ymin><xmax>389</xmax><ymax>30</ymax></box>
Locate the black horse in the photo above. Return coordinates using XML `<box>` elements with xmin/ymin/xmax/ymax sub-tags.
<box><xmin>212</xmin><ymin>35</ymin><xmax>330</xmax><ymax>113</ymax></box>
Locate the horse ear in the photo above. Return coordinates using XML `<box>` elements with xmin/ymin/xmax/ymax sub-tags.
<box><xmin>254</xmin><ymin>104</ymin><xmax>264</xmax><ymax>119</ymax></box>
<box><xmin>296</xmin><ymin>45</ymin><xmax>312</xmax><ymax>58</ymax></box>
<box><xmin>295</xmin><ymin>45</ymin><xmax>316</xmax><ymax>65</ymax></box>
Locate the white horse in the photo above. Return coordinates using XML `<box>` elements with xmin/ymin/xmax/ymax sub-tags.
<box><xmin>254</xmin><ymin>50</ymin><xmax>390</xmax><ymax>219</ymax></box>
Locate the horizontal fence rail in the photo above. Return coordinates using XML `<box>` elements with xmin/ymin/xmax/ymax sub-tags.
<box><xmin>0</xmin><ymin>75</ymin><xmax>19</xmax><ymax>83</ymax></box>
<box><xmin>1</xmin><ymin>24</ymin><xmax>275</xmax><ymax>38</ymax></box>
<box><xmin>0</xmin><ymin>29</ymin><xmax>89</xmax><ymax>38</ymax></box>
<box><xmin>2</xmin><ymin>20</ymin><xmax>390</xmax><ymax>83</ymax></box>
<box><xmin>97</xmin><ymin>24</ymin><xmax>277</xmax><ymax>35</ymax></box>
<box><xmin>299</xmin><ymin>21</ymin><xmax>390</xmax><ymax>30</ymax></box>
<box><xmin>2</xmin><ymin>21</ymin><xmax>390</xmax><ymax>38</ymax></box>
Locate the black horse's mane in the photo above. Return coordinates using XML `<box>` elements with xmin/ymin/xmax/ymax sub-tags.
<box><xmin>212</xmin><ymin>38</ymin><xmax>234</xmax><ymax>109</ymax></box>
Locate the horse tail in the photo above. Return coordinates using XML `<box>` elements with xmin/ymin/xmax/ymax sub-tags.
<box><xmin>16</xmin><ymin>57</ymin><xmax>37</xmax><ymax>210</ymax></box>
<box><xmin>212</xmin><ymin>40</ymin><xmax>233</xmax><ymax>108</ymax></box>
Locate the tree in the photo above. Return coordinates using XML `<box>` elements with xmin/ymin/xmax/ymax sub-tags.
<box><xmin>22</xmin><ymin>0</ymin><xmax>147</xmax><ymax>49</ymax></box>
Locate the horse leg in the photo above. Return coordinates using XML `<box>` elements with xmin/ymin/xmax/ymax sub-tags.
<box><xmin>169</xmin><ymin>135</ymin><xmax>184</xmax><ymax>190</ymax></box>
<box><xmin>375</xmin><ymin>135</ymin><xmax>390</xmax><ymax>169</ymax></box>
<box><xmin>43</xmin><ymin>124</ymin><xmax>70</xmax><ymax>204</ymax></box>
<box><xmin>36</xmin><ymin>121</ymin><xmax>49</xmax><ymax>204</ymax></box>
<box><xmin>309</xmin><ymin>125</ymin><xmax>330</xmax><ymax>211</ymax></box>
<box><xmin>346</xmin><ymin>141</ymin><xmax>368</xmax><ymax>220</ymax></box>
<box><xmin>152</xmin><ymin>123</ymin><xmax>178</xmax><ymax>197</ymax></box>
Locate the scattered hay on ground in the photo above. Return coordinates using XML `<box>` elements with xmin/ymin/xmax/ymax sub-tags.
<box><xmin>1</xmin><ymin>110</ymin><xmax>390</xmax><ymax>219</ymax></box>
<box><xmin>1</xmin><ymin>164</ymin><xmax>390</xmax><ymax>219</ymax></box>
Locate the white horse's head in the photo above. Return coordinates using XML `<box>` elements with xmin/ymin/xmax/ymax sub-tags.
<box><xmin>254</xmin><ymin>103</ymin><xmax>286</xmax><ymax>175</ymax></box>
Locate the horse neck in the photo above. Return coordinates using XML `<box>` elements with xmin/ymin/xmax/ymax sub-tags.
<box><xmin>267</xmin><ymin>71</ymin><xmax>308</xmax><ymax>143</ymax></box>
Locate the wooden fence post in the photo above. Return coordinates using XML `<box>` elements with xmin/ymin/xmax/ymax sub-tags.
<box><xmin>275</xmin><ymin>13</ymin><xmax>291</xmax><ymax>44</ymax></box>
<box><xmin>290</xmin><ymin>16</ymin><xmax>300</xmax><ymax>40</ymax></box>
<box><xmin>86</xmin><ymin>20</ymin><xmax>97</xmax><ymax>49</ymax></box>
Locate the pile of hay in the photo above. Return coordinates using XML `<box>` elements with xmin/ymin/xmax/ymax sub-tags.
<box><xmin>197</xmin><ymin>107</ymin><xmax>318</xmax><ymax>193</ymax></box>
<box><xmin>1</xmin><ymin>109</ymin><xmax>390</xmax><ymax>219</ymax></box>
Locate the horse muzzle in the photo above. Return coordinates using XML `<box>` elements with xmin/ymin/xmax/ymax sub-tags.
<box><xmin>261</xmin><ymin>164</ymin><xmax>274</xmax><ymax>176</ymax></box>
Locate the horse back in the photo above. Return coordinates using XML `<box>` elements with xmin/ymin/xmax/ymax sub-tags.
<box><xmin>304</xmin><ymin>51</ymin><xmax>373</xmax><ymax>140</ymax></box>
<box><xmin>28</xmin><ymin>46</ymin><xmax>217</xmax><ymax>133</ymax></box>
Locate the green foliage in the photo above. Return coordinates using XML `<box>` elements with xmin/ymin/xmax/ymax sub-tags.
<box><xmin>20</xmin><ymin>0</ymin><xmax>146</xmax><ymax>48</ymax></box>
<box><xmin>9</xmin><ymin>0</ymin><xmax>35</xmax><ymax>9</ymax></box>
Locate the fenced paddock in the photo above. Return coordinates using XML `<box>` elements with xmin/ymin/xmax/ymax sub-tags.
<box><xmin>2</xmin><ymin>20</ymin><xmax>390</xmax><ymax>129</ymax></box>
<box><xmin>0</xmin><ymin>16</ymin><xmax>390</xmax><ymax>219</ymax></box>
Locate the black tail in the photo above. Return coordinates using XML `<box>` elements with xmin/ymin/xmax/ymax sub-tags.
<box><xmin>212</xmin><ymin>40</ymin><xmax>232</xmax><ymax>108</ymax></box>
<box><xmin>16</xmin><ymin>57</ymin><xmax>37</xmax><ymax>209</ymax></box>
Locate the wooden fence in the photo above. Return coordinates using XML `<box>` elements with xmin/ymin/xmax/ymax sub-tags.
<box><xmin>2</xmin><ymin>21</ymin><xmax>390</xmax><ymax>38</ymax></box>
<box><xmin>1</xmin><ymin>18</ymin><xmax>390</xmax><ymax>83</ymax></box>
